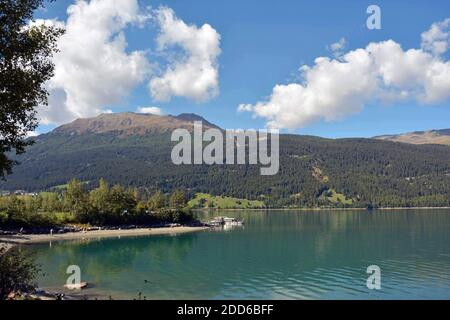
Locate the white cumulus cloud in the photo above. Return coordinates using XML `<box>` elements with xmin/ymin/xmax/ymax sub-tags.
<box><xmin>421</xmin><ymin>18</ymin><xmax>450</xmax><ymax>56</ymax></box>
<box><xmin>149</xmin><ymin>7</ymin><xmax>221</xmax><ymax>102</ymax></box>
<box><xmin>328</xmin><ymin>37</ymin><xmax>347</xmax><ymax>57</ymax></box>
<box><xmin>239</xmin><ymin>19</ymin><xmax>450</xmax><ymax>129</ymax></box>
<box><xmin>37</xmin><ymin>0</ymin><xmax>152</xmax><ymax>125</ymax></box>
<box><xmin>136</xmin><ymin>106</ymin><xmax>163</xmax><ymax>115</ymax></box>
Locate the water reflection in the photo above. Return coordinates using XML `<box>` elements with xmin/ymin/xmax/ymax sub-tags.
<box><xmin>24</xmin><ymin>210</ymin><xmax>450</xmax><ymax>299</ymax></box>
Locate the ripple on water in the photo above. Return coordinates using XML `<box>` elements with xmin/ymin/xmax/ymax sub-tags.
<box><xmin>28</xmin><ymin>210</ymin><xmax>450</xmax><ymax>299</ymax></box>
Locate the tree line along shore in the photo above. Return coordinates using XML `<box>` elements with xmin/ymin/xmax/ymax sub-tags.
<box><xmin>3</xmin><ymin>177</ymin><xmax>450</xmax><ymax>235</ymax></box>
<box><xmin>0</xmin><ymin>178</ymin><xmax>197</xmax><ymax>232</ymax></box>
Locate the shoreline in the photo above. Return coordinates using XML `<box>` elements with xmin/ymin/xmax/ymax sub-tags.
<box><xmin>0</xmin><ymin>225</ymin><xmax>209</xmax><ymax>300</ymax></box>
<box><xmin>193</xmin><ymin>206</ymin><xmax>450</xmax><ymax>211</ymax></box>
<box><xmin>0</xmin><ymin>225</ymin><xmax>209</xmax><ymax>248</ymax></box>
<box><xmin>2</xmin><ymin>207</ymin><xmax>449</xmax><ymax>251</ymax></box>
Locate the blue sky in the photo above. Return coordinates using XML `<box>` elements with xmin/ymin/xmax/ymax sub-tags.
<box><xmin>35</xmin><ymin>0</ymin><xmax>450</xmax><ymax>138</ymax></box>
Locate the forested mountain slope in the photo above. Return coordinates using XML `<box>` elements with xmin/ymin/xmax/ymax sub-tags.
<box><xmin>2</xmin><ymin>113</ymin><xmax>450</xmax><ymax>208</ymax></box>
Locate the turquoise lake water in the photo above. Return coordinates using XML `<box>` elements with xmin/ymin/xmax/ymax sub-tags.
<box><xmin>23</xmin><ymin>210</ymin><xmax>450</xmax><ymax>299</ymax></box>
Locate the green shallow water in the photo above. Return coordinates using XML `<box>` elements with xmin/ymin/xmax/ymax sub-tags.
<box><xmin>22</xmin><ymin>210</ymin><xmax>450</xmax><ymax>299</ymax></box>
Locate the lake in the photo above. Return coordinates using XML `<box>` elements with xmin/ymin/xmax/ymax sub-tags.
<box><xmin>23</xmin><ymin>210</ymin><xmax>450</xmax><ymax>299</ymax></box>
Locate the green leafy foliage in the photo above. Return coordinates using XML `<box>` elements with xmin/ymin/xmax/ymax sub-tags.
<box><xmin>0</xmin><ymin>246</ymin><xmax>39</xmax><ymax>300</ymax></box>
<box><xmin>0</xmin><ymin>0</ymin><xmax>64</xmax><ymax>178</ymax></box>
<box><xmin>0</xmin><ymin>179</ymin><xmax>193</xmax><ymax>228</ymax></box>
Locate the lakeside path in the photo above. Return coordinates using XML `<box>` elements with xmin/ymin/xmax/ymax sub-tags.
<box><xmin>0</xmin><ymin>226</ymin><xmax>209</xmax><ymax>249</ymax></box>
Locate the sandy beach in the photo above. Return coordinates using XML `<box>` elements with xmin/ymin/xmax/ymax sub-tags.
<box><xmin>0</xmin><ymin>225</ymin><xmax>209</xmax><ymax>248</ymax></box>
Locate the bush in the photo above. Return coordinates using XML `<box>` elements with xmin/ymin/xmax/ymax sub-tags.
<box><xmin>0</xmin><ymin>211</ymin><xmax>7</xmax><ymax>225</ymax></box>
<box><xmin>0</xmin><ymin>179</ymin><xmax>197</xmax><ymax>228</ymax></box>
<box><xmin>0</xmin><ymin>247</ymin><xmax>39</xmax><ymax>299</ymax></box>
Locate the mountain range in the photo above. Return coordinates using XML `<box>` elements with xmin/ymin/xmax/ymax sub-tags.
<box><xmin>2</xmin><ymin>112</ymin><xmax>450</xmax><ymax>208</ymax></box>
<box><xmin>53</xmin><ymin>112</ymin><xmax>219</xmax><ymax>135</ymax></box>
<box><xmin>374</xmin><ymin>129</ymin><xmax>450</xmax><ymax>146</ymax></box>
